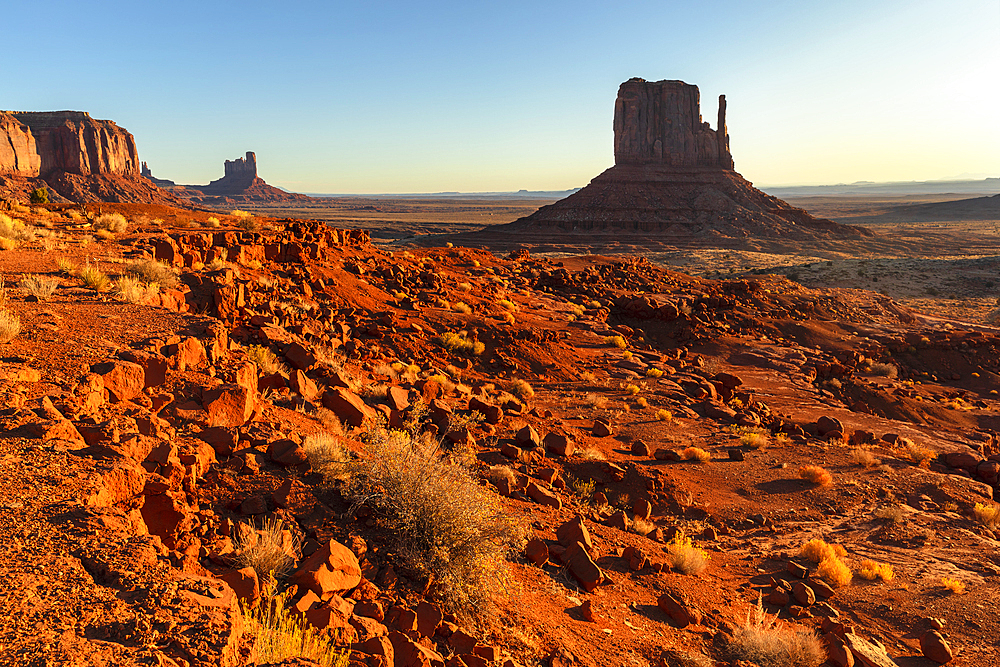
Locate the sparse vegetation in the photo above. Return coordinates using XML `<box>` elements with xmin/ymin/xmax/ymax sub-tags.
<box><xmin>899</xmin><ymin>438</ymin><xmax>935</xmax><ymax>466</ymax></box>
<box><xmin>509</xmin><ymin>378</ymin><xmax>534</xmax><ymax>399</ymax></box>
<box><xmin>79</xmin><ymin>263</ymin><xmax>111</xmax><ymax>293</ymax></box>
<box><xmin>680</xmin><ymin>446</ymin><xmax>711</xmax><ymax>463</ymax></box>
<box><xmin>242</xmin><ymin>583</ymin><xmax>350</xmax><ymax>667</ymax></box>
<box><xmin>303</xmin><ymin>433</ymin><xmax>353</xmax><ymax>481</ymax></box>
<box><xmin>972</xmin><ymin>501</ymin><xmax>1000</xmax><ymax>528</ymax></box>
<box><xmin>21</xmin><ymin>275</ymin><xmax>59</xmax><ymax>300</ymax></box>
<box><xmin>584</xmin><ymin>392</ymin><xmax>607</xmax><ymax>409</ymax></box>
<box><xmin>941</xmin><ymin>577</ymin><xmax>966</xmax><ymax>594</ymax></box>
<box><xmin>603</xmin><ymin>335</ymin><xmax>627</xmax><ymax>349</ymax></box>
<box><xmin>438</xmin><ymin>331</ymin><xmax>485</xmax><ymax>356</ymax></box>
<box><xmin>115</xmin><ymin>276</ymin><xmax>159</xmax><ymax>304</ymax></box>
<box><xmin>665</xmin><ymin>531</ymin><xmax>709</xmax><ymax>575</ymax></box>
<box><xmin>345</xmin><ymin>421</ymin><xmax>522</xmax><ymax>616</ymax></box>
<box><xmin>727</xmin><ymin>597</ymin><xmax>825</xmax><ymax>667</ymax></box>
<box><xmin>858</xmin><ymin>559</ymin><xmax>894</xmax><ymax>582</ymax></box>
<box><xmin>656</xmin><ymin>409</ymin><xmax>673</xmax><ymax>422</ymax></box>
<box><xmin>234</xmin><ymin>516</ymin><xmax>300</xmax><ymax>581</ymax></box>
<box><xmin>452</xmin><ymin>301</ymin><xmax>472</xmax><ymax>314</ymax></box>
<box><xmin>30</xmin><ymin>187</ymin><xmax>49</xmax><ymax>204</ymax></box>
<box><xmin>817</xmin><ymin>556</ymin><xmax>853</xmax><ymax>588</ymax></box>
<box><xmin>624</xmin><ymin>384</ymin><xmax>640</xmax><ymax>396</ymax></box>
<box><xmin>869</xmin><ymin>362</ymin><xmax>898</xmax><ymax>378</ymax></box>
<box><xmin>577</xmin><ymin>446</ymin><xmax>605</xmax><ymax>461</ymax></box>
<box><xmin>799</xmin><ymin>465</ymin><xmax>832</xmax><ymax>486</ymax></box>
<box><xmin>92</xmin><ymin>212</ymin><xmax>128</xmax><ymax>234</ymax></box>
<box><xmin>851</xmin><ymin>447</ymin><xmax>881</xmax><ymax>467</ymax></box>
<box><xmin>0</xmin><ymin>307</ymin><xmax>20</xmax><ymax>344</ymax></box>
<box><xmin>800</xmin><ymin>539</ymin><xmax>847</xmax><ymax>564</ymax></box>
<box><xmin>741</xmin><ymin>431</ymin><xmax>769</xmax><ymax>449</ymax></box>
<box><xmin>122</xmin><ymin>258</ymin><xmax>179</xmax><ymax>289</ymax></box>
<box><xmin>246</xmin><ymin>344</ymin><xmax>284</xmax><ymax>375</ymax></box>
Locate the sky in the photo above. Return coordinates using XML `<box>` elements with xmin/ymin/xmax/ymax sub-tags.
<box><xmin>4</xmin><ymin>0</ymin><xmax>998</xmax><ymax>193</ymax></box>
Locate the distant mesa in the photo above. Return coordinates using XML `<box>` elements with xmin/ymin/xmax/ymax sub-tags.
<box><xmin>148</xmin><ymin>151</ymin><xmax>313</xmax><ymax>205</ymax></box>
<box><xmin>470</xmin><ymin>78</ymin><xmax>875</xmax><ymax>252</ymax></box>
<box><xmin>0</xmin><ymin>110</ymin><xmax>179</xmax><ymax>204</ymax></box>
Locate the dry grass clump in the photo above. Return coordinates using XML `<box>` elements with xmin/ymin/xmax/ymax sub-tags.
<box><xmin>798</xmin><ymin>465</ymin><xmax>833</xmax><ymax>486</ymax></box>
<box><xmin>634</xmin><ymin>396</ymin><xmax>649</xmax><ymax>408</ymax></box>
<box><xmin>800</xmin><ymin>539</ymin><xmax>852</xmax><ymax>588</ymax></box>
<box><xmin>741</xmin><ymin>431</ymin><xmax>770</xmax><ymax>449</ymax></box>
<box><xmin>0</xmin><ymin>238</ymin><xmax>16</xmax><ymax>251</ymax></box>
<box><xmin>656</xmin><ymin>409</ymin><xmax>673</xmax><ymax>422</ymax></box>
<box><xmin>92</xmin><ymin>212</ymin><xmax>128</xmax><ymax>234</ymax></box>
<box><xmin>21</xmin><ymin>275</ymin><xmax>59</xmax><ymax>300</ymax></box>
<box><xmin>206</xmin><ymin>216</ymin><xmax>221</xmax><ymax>227</ymax></box>
<box><xmin>0</xmin><ymin>307</ymin><xmax>20</xmax><ymax>344</ymax></box>
<box><xmin>800</xmin><ymin>539</ymin><xmax>847</xmax><ymax>563</ymax></box>
<box><xmin>941</xmin><ymin>577</ymin><xmax>966</xmax><ymax>594</ymax></box>
<box><xmin>972</xmin><ymin>501</ymin><xmax>1000</xmax><ymax>528</ymax></box>
<box><xmin>857</xmin><ymin>559</ymin><xmax>894</xmax><ymax>582</ymax></box>
<box><xmin>346</xmin><ymin>423</ymin><xmax>522</xmax><ymax>616</ymax></box>
<box><xmin>303</xmin><ymin>433</ymin><xmax>354</xmax><ymax>481</ymax></box>
<box><xmin>509</xmin><ymin>378</ymin><xmax>534</xmax><ymax>399</ymax></box>
<box><xmin>487</xmin><ymin>465</ymin><xmax>516</xmax><ymax>487</ymax></box>
<box><xmin>665</xmin><ymin>531</ymin><xmax>709</xmax><ymax>575</ymax></box>
<box><xmin>0</xmin><ymin>213</ymin><xmax>35</xmax><ymax>243</ymax></box>
<box><xmin>624</xmin><ymin>384</ymin><xmax>640</xmax><ymax>396</ymax></box>
<box><xmin>727</xmin><ymin>597</ymin><xmax>825</xmax><ymax>667</ymax></box>
<box><xmin>234</xmin><ymin>516</ymin><xmax>301</xmax><ymax>581</ymax></box>
<box><xmin>115</xmin><ymin>276</ymin><xmax>160</xmax><ymax>304</ymax></box>
<box><xmin>603</xmin><ymin>335</ymin><xmax>627</xmax><ymax>349</ymax></box>
<box><xmin>850</xmin><ymin>447</ymin><xmax>881</xmax><ymax>467</ymax></box>
<box><xmin>680</xmin><ymin>446</ymin><xmax>711</xmax><ymax>463</ymax></box>
<box><xmin>577</xmin><ymin>446</ymin><xmax>606</xmax><ymax>461</ymax></box>
<box><xmin>438</xmin><ymin>331</ymin><xmax>485</xmax><ymax>356</ymax></box>
<box><xmin>122</xmin><ymin>258</ymin><xmax>179</xmax><ymax>289</ymax></box>
<box><xmin>243</xmin><ymin>585</ymin><xmax>350</xmax><ymax>667</ymax></box>
<box><xmin>584</xmin><ymin>392</ymin><xmax>608</xmax><ymax>409</ymax></box>
<box><xmin>452</xmin><ymin>301</ymin><xmax>472</xmax><ymax>314</ymax></box>
<box><xmin>869</xmin><ymin>362</ymin><xmax>898</xmax><ymax>378</ymax></box>
<box><xmin>498</xmin><ymin>299</ymin><xmax>516</xmax><ymax>311</ymax></box>
<box><xmin>457</xmin><ymin>282</ymin><xmax>472</xmax><ymax>292</ymax></box>
<box><xmin>631</xmin><ymin>517</ymin><xmax>656</xmax><ymax>537</ymax></box>
<box><xmin>246</xmin><ymin>344</ymin><xmax>284</xmax><ymax>375</ymax></box>
<box><xmin>646</xmin><ymin>367</ymin><xmax>664</xmax><ymax>378</ymax></box>
<box><xmin>79</xmin><ymin>263</ymin><xmax>111</xmax><ymax>293</ymax></box>
<box><xmin>875</xmin><ymin>505</ymin><xmax>906</xmax><ymax>523</ymax></box>
<box><xmin>899</xmin><ymin>438</ymin><xmax>935</xmax><ymax>465</ymax></box>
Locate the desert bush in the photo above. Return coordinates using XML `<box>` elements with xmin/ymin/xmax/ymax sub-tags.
<box><xmin>231</xmin><ymin>209</ymin><xmax>253</xmax><ymax>218</ymax></box>
<box><xmin>869</xmin><ymin>362</ymin><xmax>898</xmax><ymax>378</ymax></box>
<box><xmin>122</xmin><ymin>258</ymin><xmax>179</xmax><ymax>289</ymax></box>
<box><xmin>452</xmin><ymin>301</ymin><xmax>472</xmax><ymax>314</ymax></box>
<box><xmin>631</xmin><ymin>517</ymin><xmax>655</xmax><ymax>536</ymax></box>
<box><xmin>0</xmin><ymin>214</ymin><xmax>34</xmax><ymax>242</ymax></box>
<box><xmin>498</xmin><ymin>299</ymin><xmax>516</xmax><ymax>311</ymax></box>
<box><xmin>680</xmin><ymin>446</ymin><xmax>711</xmax><ymax>463</ymax></box>
<box><xmin>115</xmin><ymin>276</ymin><xmax>159</xmax><ymax>304</ymax></box>
<box><xmin>55</xmin><ymin>257</ymin><xmax>77</xmax><ymax>275</ymax></box>
<box><xmin>972</xmin><ymin>501</ymin><xmax>1000</xmax><ymax>528</ymax></box>
<box><xmin>899</xmin><ymin>438</ymin><xmax>935</xmax><ymax>465</ymax></box>
<box><xmin>438</xmin><ymin>331</ymin><xmax>485</xmax><ymax>356</ymax></box>
<box><xmin>577</xmin><ymin>446</ymin><xmax>605</xmax><ymax>461</ymax></box>
<box><xmin>242</xmin><ymin>583</ymin><xmax>350</xmax><ymax>667</ymax></box>
<box><xmin>246</xmin><ymin>344</ymin><xmax>284</xmax><ymax>375</ymax></box>
<box><xmin>457</xmin><ymin>282</ymin><xmax>472</xmax><ymax>292</ymax></box>
<box><xmin>92</xmin><ymin>212</ymin><xmax>128</xmax><ymax>234</ymax></box>
<box><xmin>800</xmin><ymin>539</ymin><xmax>847</xmax><ymax>564</ymax></box>
<box><xmin>817</xmin><ymin>555</ymin><xmax>852</xmax><ymax>587</ymax></box>
<box><xmin>656</xmin><ymin>409</ymin><xmax>673</xmax><ymax>422</ymax></box>
<box><xmin>646</xmin><ymin>367</ymin><xmax>664</xmax><ymax>378</ymax></box>
<box><xmin>345</xmin><ymin>422</ymin><xmax>522</xmax><ymax>616</ymax></box>
<box><xmin>0</xmin><ymin>237</ymin><xmax>16</xmax><ymax>251</ymax></box>
<box><xmin>30</xmin><ymin>187</ymin><xmax>48</xmax><ymax>204</ymax></box>
<box><xmin>941</xmin><ymin>577</ymin><xmax>966</xmax><ymax>594</ymax></box>
<box><xmin>509</xmin><ymin>378</ymin><xmax>534</xmax><ymax>399</ymax></box>
<box><xmin>234</xmin><ymin>516</ymin><xmax>301</xmax><ymax>581</ymax></box>
<box><xmin>79</xmin><ymin>263</ymin><xmax>111</xmax><ymax>292</ymax></box>
<box><xmin>857</xmin><ymin>559</ymin><xmax>894</xmax><ymax>582</ymax></box>
<box><xmin>95</xmin><ymin>229</ymin><xmax>115</xmax><ymax>240</ymax></box>
<box><xmin>666</xmin><ymin>531</ymin><xmax>709</xmax><ymax>575</ymax></box>
<box><xmin>875</xmin><ymin>505</ymin><xmax>906</xmax><ymax>523</ymax></box>
<box><xmin>742</xmin><ymin>431</ymin><xmax>769</xmax><ymax>449</ymax></box>
<box><xmin>624</xmin><ymin>384</ymin><xmax>640</xmax><ymax>396</ymax></box>
<box><xmin>604</xmin><ymin>335</ymin><xmax>627</xmax><ymax>349</ymax></box>
<box><xmin>584</xmin><ymin>393</ymin><xmax>607</xmax><ymax>408</ymax></box>
<box><xmin>303</xmin><ymin>432</ymin><xmax>354</xmax><ymax>481</ymax></box>
<box><xmin>850</xmin><ymin>447</ymin><xmax>881</xmax><ymax>467</ymax></box>
<box><xmin>0</xmin><ymin>308</ymin><xmax>20</xmax><ymax>343</ymax></box>
<box><xmin>206</xmin><ymin>216</ymin><xmax>221</xmax><ymax>227</ymax></box>
<box><xmin>799</xmin><ymin>465</ymin><xmax>833</xmax><ymax>486</ymax></box>
<box><xmin>727</xmin><ymin>597</ymin><xmax>825</xmax><ymax>667</ymax></box>
<box><xmin>21</xmin><ymin>275</ymin><xmax>59</xmax><ymax>300</ymax></box>
<box><xmin>567</xmin><ymin>475</ymin><xmax>596</xmax><ymax>503</ymax></box>
<box><xmin>487</xmin><ymin>465</ymin><xmax>516</xmax><ymax>487</ymax></box>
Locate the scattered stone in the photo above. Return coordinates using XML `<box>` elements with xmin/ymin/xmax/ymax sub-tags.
<box><xmin>919</xmin><ymin>630</ymin><xmax>953</xmax><ymax>664</ymax></box>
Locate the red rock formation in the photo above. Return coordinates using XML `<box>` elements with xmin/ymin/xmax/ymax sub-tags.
<box><xmin>169</xmin><ymin>151</ymin><xmax>312</xmax><ymax>204</ymax></box>
<box><xmin>472</xmin><ymin>78</ymin><xmax>873</xmax><ymax>253</ymax></box>
<box><xmin>0</xmin><ymin>113</ymin><xmax>40</xmax><ymax>176</ymax></box>
<box><xmin>12</xmin><ymin>111</ymin><xmax>140</xmax><ymax>177</ymax></box>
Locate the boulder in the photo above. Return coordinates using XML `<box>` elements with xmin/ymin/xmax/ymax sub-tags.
<box><xmin>90</xmin><ymin>360</ymin><xmax>145</xmax><ymax>402</ymax></box>
<box><xmin>322</xmin><ymin>387</ymin><xmax>376</xmax><ymax>427</ymax></box>
<box><xmin>203</xmin><ymin>384</ymin><xmax>256</xmax><ymax>427</ymax></box>
<box><xmin>289</xmin><ymin>539</ymin><xmax>362</xmax><ymax>599</ymax></box>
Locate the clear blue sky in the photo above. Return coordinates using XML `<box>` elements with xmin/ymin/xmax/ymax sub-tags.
<box><xmin>5</xmin><ymin>0</ymin><xmax>998</xmax><ymax>193</ymax></box>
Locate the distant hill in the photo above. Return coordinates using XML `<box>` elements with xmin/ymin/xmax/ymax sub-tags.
<box><xmin>306</xmin><ymin>189</ymin><xmax>581</xmax><ymax>199</ymax></box>
<box><xmin>763</xmin><ymin>178</ymin><xmax>1000</xmax><ymax>198</ymax></box>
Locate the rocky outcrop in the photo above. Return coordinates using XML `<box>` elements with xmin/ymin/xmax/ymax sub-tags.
<box><xmin>12</xmin><ymin>111</ymin><xmax>140</xmax><ymax>177</ymax></box>
<box><xmin>168</xmin><ymin>151</ymin><xmax>312</xmax><ymax>204</ymax></box>
<box><xmin>0</xmin><ymin>113</ymin><xmax>40</xmax><ymax>176</ymax></box>
<box><xmin>141</xmin><ymin>162</ymin><xmax>175</xmax><ymax>187</ymax></box>
<box><xmin>0</xmin><ymin>110</ymin><xmax>180</xmax><ymax>204</ymax></box>
<box><xmin>614</xmin><ymin>79</ymin><xmax>733</xmax><ymax>169</ymax></box>
<box><xmin>469</xmin><ymin>78</ymin><xmax>874</xmax><ymax>253</ymax></box>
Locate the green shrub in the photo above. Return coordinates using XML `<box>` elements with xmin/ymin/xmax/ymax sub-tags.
<box><xmin>30</xmin><ymin>188</ymin><xmax>48</xmax><ymax>204</ymax></box>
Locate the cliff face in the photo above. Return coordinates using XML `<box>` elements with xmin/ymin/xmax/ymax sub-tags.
<box><xmin>0</xmin><ymin>113</ymin><xmax>41</xmax><ymax>176</ymax></box>
<box><xmin>11</xmin><ymin>111</ymin><xmax>140</xmax><ymax>177</ymax></box>
<box><xmin>613</xmin><ymin>78</ymin><xmax>733</xmax><ymax>169</ymax></box>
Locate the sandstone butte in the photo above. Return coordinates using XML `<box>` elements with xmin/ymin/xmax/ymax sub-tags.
<box><xmin>0</xmin><ymin>80</ymin><xmax>997</xmax><ymax>667</ymax></box>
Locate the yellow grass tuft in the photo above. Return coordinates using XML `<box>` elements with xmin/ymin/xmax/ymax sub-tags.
<box><xmin>656</xmin><ymin>409</ymin><xmax>673</xmax><ymax>422</ymax></box>
<box><xmin>973</xmin><ymin>502</ymin><xmax>1000</xmax><ymax>528</ymax></box>
<box><xmin>79</xmin><ymin>263</ymin><xmax>111</xmax><ymax>293</ymax></box>
<box><xmin>242</xmin><ymin>582</ymin><xmax>350</xmax><ymax>667</ymax></box>
<box><xmin>857</xmin><ymin>559</ymin><xmax>894</xmax><ymax>582</ymax></box>
<box><xmin>741</xmin><ymin>432</ymin><xmax>769</xmax><ymax>449</ymax></box>
<box><xmin>0</xmin><ymin>308</ymin><xmax>20</xmax><ymax>343</ymax></box>
<box><xmin>509</xmin><ymin>378</ymin><xmax>534</xmax><ymax>399</ymax></box>
<box><xmin>438</xmin><ymin>331</ymin><xmax>485</xmax><ymax>356</ymax></box>
<box><xmin>899</xmin><ymin>438</ymin><xmax>935</xmax><ymax>466</ymax></box>
<box><xmin>727</xmin><ymin>597</ymin><xmax>825</xmax><ymax>667</ymax></box>
<box><xmin>800</xmin><ymin>539</ymin><xmax>848</xmax><ymax>564</ymax></box>
<box><xmin>851</xmin><ymin>447</ymin><xmax>881</xmax><ymax>467</ymax></box>
<box><xmin>452</xmin><ymin>301</ymin><xmax>472</xmax><ymax>314</ymax></box>
<box><xmin>680</xmin><ymin>447</ymin><xmax>711</xmax><ymax>463</ymax></box>
<box><xmin>941</xmin><ymin>577</ymin><xmax>966</xmax><ymax>594</ymax></box>
<box><xmin>666</xmin><ymin>531</ymin><xmax>709</xmax><ymax>575</ymax></box>
<box><xmin>604</xmin><ymin>335</ymin><xmax>627</xmax><ymax>349</ymax></box>
<box><xmin>818</xmin><ymin>555</ymin><xmax>853</xmax><ymax>588</ymax></box>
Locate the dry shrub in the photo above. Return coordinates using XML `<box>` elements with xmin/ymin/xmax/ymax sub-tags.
<box><xmin>972</xmin><ymin>502</ymin><xmax>1000</xmax><ymax>528</ymax></box>
<box><xmin>727</xmin><ymin>597</ymin><xmax>825</xmax><ymax>667</ymax></box>
<box><xmin>584</xmin><ymin>392</ymin><xmax>607</xmax><ymax>408</ymax></box>
<box><xmin>509</xmin><ymin>378</ymin><xmax>534</xmax><ymax>399</ymax></box>
<box><xmin>79</xmin><ymin>263</ymin><xmax>111</xmax><ymax>292</ymax></box>
<box><xmin>631</xmin><ymin>517</ymin><xmax>655</xmax><ymax>536</ymax></box>
<box><xmin>438</xmin><ymin>331</ymin><xmax>485</xmax><ymax>356</ymax></box>
<box><xmin>646</xmin><ymin>367</ymin><xmax>664</xmax><ymax>378</ymax></box>
<box><xmin>817</xmin><ymin>556</ymin><xmax>852</xmax><ymax>588</ymax></box>
<box><xmin>122</xmin><ymin>258</ymin><xmax>179</xmax><ymax>289</ymax></box>
<box><xmin>243</xmin><ymin>585</ymin><xmax>350</xmax><ymax>667</ymax></box>
<box><xmin>604</xmin><ymin>335</ymin><xmax>627</xmax><ymax>349</ymax></box>
<box><xmin>21</xmin><ymin>275</ymin><xmax>59</xmax><ymax>300</ymax></box>
<box><xmin>851</xmin><ymin>447</ymin><xmax>881</xmax><ymax>467</ymax></box>
<box><xmin>800</xmin><ymin>539</ymin><xmax>847</xmax><ymax>564</ymax></box>
<box><xmin>303</xmin><ymin>433</ymin><xmax>353</xmax><ymax>481</ymax></box>
<box><xmin>666</xmin><ymin>531</ymin><xmax>709</xmax><ymax>575</ymax></box>
<box><xmin>742</xmin><ymin>432</ymin><xmax>770</xmax><ymax>449</ymax></box>
<box><xmin>656</xmin><ymin>409</ymin><xmax>673</xmax><ymax>422</ymax></box>
<box><xmin>92</xmin><ymin>212</ymin><xmax>128</xmax><ymax>234</ymax></box>
<box><xmin>246</xmin><ymin>344</ymin><xmax>285</xmax><ymax>375</ymax></box>
<box><xmin>680</xmin><ymin>446</ymin><xmax>711</xmax><ymax>463</ymax></box>
<box><xmin>498</xmin><ymin>299</ymin><xmax>516</xmax><ymax>311</ymax></box>
<box><xmin>577</xmin><ymin>447</ymin><xmax>605</xmax><ymax>461</ymax></box>
<box><xmin>875</xmin><ymin>505</ymin><xmax>906</xmax><ymax>523</ymax></box>
<box><xmin>0</xmin><ymin>213</ymin><xmax>34</xmax><ymax>241</ymax></box>
<box><xmin>346</xmin><ymin>423</ymin><xmax>522</xmax><ymax>616</ymax></box>
<box><xmin>635</xmin><ymin>396</ymin><xmax>649</xmax><ymax>408</ymax></box>
<box><xmin>857</xmin><ymin>559</ymin><xmax>894</xmax><ymax>582</ymax></box>
<box><xmin>869</xmin><ymin>362</ymin><xmax>898</xmax><ymax>378</ymax></box>
<box><xmin>457</xmin><ymin>282</ymin><xmax>472</xmax><ymax>292</ymax></box>
<box><xmin>115</xmin><ymin>276</ymin><xmax>159</xmax><ymax>304</ymax></box>
<box><xmin>899</xmin><ymin>438</ymin><xmax>935</xmax><ymax>465</ymax></box>
<box><xmin>941</xmin><ymin>577</ymin><xmax>966</xmax><ymax>594</ymax></box>
<box><xmin>0</xmin><ymin>308</ymin><xmax>20</xmax><ymax>343</ymax></box>
<box><xmin>206</xmin><ymin>217</ymin><xmax>221</xmax><ymax>227</ymax></box>
<box><xmin>799</xmin><ymin>465</ymin><xmax>832</xmax><ymax>486</ymax></box>
<box><xmin>234</xmin><ymin>516</ymin><xmax>301</xmax><ymax>581</ymax></box>
<box><xmin>487</xmin><ymin>465</ymin><xmax>516</xmax><ymax>486</ymax></box>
